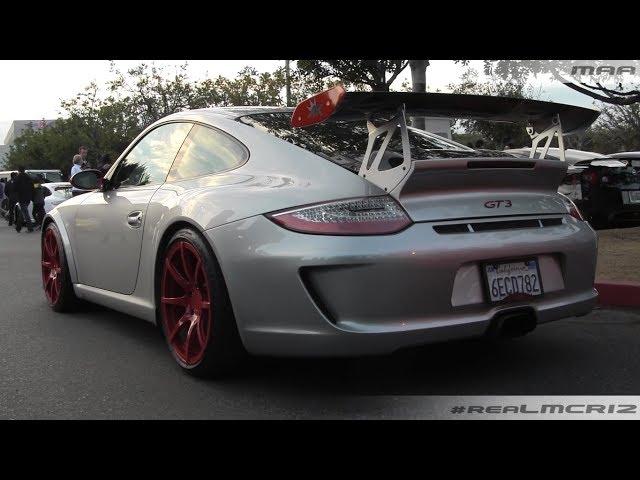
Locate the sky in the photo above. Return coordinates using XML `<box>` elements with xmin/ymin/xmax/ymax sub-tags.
<box><xmin>0</xmin><ymin>60</ymin><xmax>599</xmax><ymax>144</ymax></box>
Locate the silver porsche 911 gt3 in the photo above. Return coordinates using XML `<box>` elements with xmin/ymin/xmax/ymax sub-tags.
<box><xmin>41</xmin><ymin>87</ymin><xmax>601</xmax><ymax>376</ymax></box>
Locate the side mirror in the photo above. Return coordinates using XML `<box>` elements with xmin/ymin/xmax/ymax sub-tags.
<box><xmin>70</xmin><ymin>169</ymin><xmax>103</xmax><ymax>191</ymax></box>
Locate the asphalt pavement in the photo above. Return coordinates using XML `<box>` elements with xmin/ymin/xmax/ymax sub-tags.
<box><xmin>1</xmin><ymin>221</ymin><xmax>640</xmax><ymax>419</ymax></box>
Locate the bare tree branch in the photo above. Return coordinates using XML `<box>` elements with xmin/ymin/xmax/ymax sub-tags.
<box><xmin>386</xmin><ymin>60</ymin><xmax>410</xmax><ymax>87</ymax></box>
<box><xmin>564</xmin><ymin>82</ymin><xmax>640</xmax><ymax>105</ymax></box>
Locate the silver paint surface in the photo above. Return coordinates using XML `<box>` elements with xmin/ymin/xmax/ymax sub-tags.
<box><xmin>43</xmin><ymin>108</ymin><xmax>599</xmax><ymax>356</ymax></box>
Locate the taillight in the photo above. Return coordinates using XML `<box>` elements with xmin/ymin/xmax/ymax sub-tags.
<box><xmin>267</xmin><ymin>196</ymin><xmax>412</xmax><ymax>235</ymax></box>
<box><xmin>558</xmin><ymin>193</ymin><xmax>584</xmax><ymax>221</ymax></box>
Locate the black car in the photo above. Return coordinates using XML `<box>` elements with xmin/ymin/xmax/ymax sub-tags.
<box><xmin>559</xmin><ymin>155</ymin><xmax>640</xmax><ymax>228</ymax></box>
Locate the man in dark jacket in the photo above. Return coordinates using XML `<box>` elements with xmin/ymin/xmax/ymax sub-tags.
<box><xmin>5</xmin><ymin>172</ymin><xmax>18</xmax><ymax>226</ymax></box>
<box><xmin>14</xmin><ymin>166</ymin><xmax>35</xmax><ymax>232</ymax></box>
<box><xmin>32</xmin><ymin>175</ymin><xmax>50</xmax><ymax>229</ymax></box>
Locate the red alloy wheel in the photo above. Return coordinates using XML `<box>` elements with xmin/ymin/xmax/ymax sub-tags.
<box><xmin>42</xmin><ymin>228</ymin><xmax>62</xmax><ymax>305</ymax></box>
<box><xmin>161</xmin><ymin>240</ymin><xmax>212</xmax><ymax>366</ymax></box>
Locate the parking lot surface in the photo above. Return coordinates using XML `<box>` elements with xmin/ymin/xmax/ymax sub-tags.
<box><xmin>1</xmin><ymin>223</ymin><xmax>640</xmax><ymax>419</ymax></box>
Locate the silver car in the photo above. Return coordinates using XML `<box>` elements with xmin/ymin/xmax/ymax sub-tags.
<box><xmin>41</xmin><ymin>89</ymin><xmax>600</xmax><ymax>376</ymax></box>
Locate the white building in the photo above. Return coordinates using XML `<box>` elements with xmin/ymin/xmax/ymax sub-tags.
<box><xmin>3</xmin><ymin>119</ymin><xmax>56</xmax><ymax>146</ymax></box>
<box><xmin>1</xmin><ymin>119</ymin><xmax>56</xmax><ymax>167</ymax></box>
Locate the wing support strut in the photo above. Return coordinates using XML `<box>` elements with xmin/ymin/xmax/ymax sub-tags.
<box><xmin>527</xmin><ymin>114</ymin><xmax>566</xmax><ymax>162</ymax></box>
<box><xmin>358</xmin><ymin>105</ymin><xmax>413</xmax><ymax>194</ymax></box>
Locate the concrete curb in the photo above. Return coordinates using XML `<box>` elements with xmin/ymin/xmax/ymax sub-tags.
<box><xmin>595</xmin><ymin>281</ymin><xmax>640</xmax><ymax>308</ymax></box>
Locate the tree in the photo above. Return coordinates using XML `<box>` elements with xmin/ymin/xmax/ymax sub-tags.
<box><xmin>285</xmin><ymin>60</ymin><xmax>292</xmax><ymax>106</ymax></box>
<box><xmin>448</xmin><ymin>69</ymin><xmax>541</xmax><ymax>149</ymax></box>
<box><xmin>5</xmin><ymin>62</ymin><xmax>306</xmax><ymax>172</ymax></box>
<box><xmin>206</xmin><ymin>66</ymin><xmax>286</xmax><ymax>106</ymax></box>
<box><xmin>582</xmin><ymin>103</ymin><xmax>640</xmax><ymax>153</ymax></box>
<box><xmin>484</xmin><ymin>60</ymin><xmax>640</xmax><ymax>106</ymax></box>
<box><xmin>296</xmin><ymin>60</ymin><xmax>410</xmax><ymax>92</ymax></box>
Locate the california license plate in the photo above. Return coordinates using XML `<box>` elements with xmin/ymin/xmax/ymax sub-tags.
<box><xmin>483</xmin><ymin>259</ymin><xmax>543</xmax><ymax>302</ymax></box>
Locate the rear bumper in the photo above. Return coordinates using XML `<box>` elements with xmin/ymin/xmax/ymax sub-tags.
<box><xmin>205</xmin><ymin>214</ymin><xmax>598</xmax><ymax>357</ymax></box>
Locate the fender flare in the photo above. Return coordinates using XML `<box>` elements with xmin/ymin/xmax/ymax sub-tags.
<box><xmin>43</xmin><ymin>211</ymin><xmax>79</xmax><ymax>284</ymax></box>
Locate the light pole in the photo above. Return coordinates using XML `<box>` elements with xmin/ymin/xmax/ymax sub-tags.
<box><xmin>285</xmin><ymin>60</ymin><xmax>292</xmax><ymax>107</ymax></box>
<box><xmin>410</xmin><ymin>60</ymin><xmax>429</xmax><ymax>130</ymax></box>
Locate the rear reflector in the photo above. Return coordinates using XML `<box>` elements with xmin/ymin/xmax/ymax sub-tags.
<box><xmin>267</xmin><ymin>196</ymin><xmax>411</xmax><ymax>235</ymax></box>
<box><xmin>291</xmin><ymin>85</ymin><xmax>346</xmax><ymax>128</ymax></box>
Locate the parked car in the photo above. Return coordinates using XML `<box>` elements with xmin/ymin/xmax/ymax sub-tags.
<box><xmin>2</xmin><ymin>182</ymin><xmax>72</xmax><ymax>221</ymax></box>
<box><xmin>505</xmin><ymin>147</ymin><xmax>601</xmax><ymax>165</ymax></box>
<box><xmin>606</xmin><ymin>151</ymin><xmax>640</xmax><ymax>166</ymax></box>
<box><xmin>559</xmin><ymin>157</ymin><xmax>640</xmax><ymax>228</ymax></box>
<box><xmin>41</xmin><ymin>89</ymin><xmax>600</xmax><ymax>376</ymax></box>
<box><xmin>0</xmin><ymin>169</ymin><xmax>64</xmax><ymax>183</ymax></box>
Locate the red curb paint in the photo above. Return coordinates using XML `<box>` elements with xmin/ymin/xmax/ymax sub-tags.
<box><xmin>595</xmin><ymin>281</ymin><xmax>640</xmax><ymax>307</ymax></box>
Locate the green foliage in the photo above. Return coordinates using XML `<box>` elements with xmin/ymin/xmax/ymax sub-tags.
<box><xmin>4</xmin><ymin>62</ymin><xmax>315</xmax><ymax>172</ymax></box>
<box><xmin>296</xmin><ymin>60</ymin><xmax>410</xmax><ymax>92</ymax></box>
<box><xmin>582</xmin><ymin>103</ymin><xmax>640</xmax><ymax>153</ymax></box>
<box><xmin>6</xmin><ymin>60</ymin><xmax>421</xmax><ymax>172</ymax></box>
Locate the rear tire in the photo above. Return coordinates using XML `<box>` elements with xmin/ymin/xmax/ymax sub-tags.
<box><xmin>14</xmin><ymin>205</ymin><xmax>23</xmax><ymax>232</ymax></box>
<box><xmin>158</xmin><ymin>228</ymin><xmax>246</xmax><ymax>377</ymax></box>
<box><xmin>42</xmin><ymin>222</ymin><xmax>79</xmax><ymax>312</ymax></box>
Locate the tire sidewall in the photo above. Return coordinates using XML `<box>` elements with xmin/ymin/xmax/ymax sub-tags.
<box><xmin>159</xmin><ymin>228</ymin><xmax>242</xmax><ymax>374</ymax></box>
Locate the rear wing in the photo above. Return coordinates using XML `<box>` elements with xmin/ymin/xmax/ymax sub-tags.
<box><xmin>291</xmin><ymin>86</ymin><xmax>600</xmax><ymax>193</ymax></box>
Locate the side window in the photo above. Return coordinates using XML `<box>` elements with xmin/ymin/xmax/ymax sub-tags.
<box><xmin>114</xmin><ymin>122</ymin><xmax>193</xmax><ymax>187</ymax></box>
<box><xmin>166</xmin><ymin>124</ymin><xmax>248</xmax><ymax>182</ymax></box>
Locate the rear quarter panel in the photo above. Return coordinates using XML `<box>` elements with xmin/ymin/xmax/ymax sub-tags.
<box><xmin>132</xmin><ymin>113</ymin><xmax>385</xmax><ymax>320</ymax></box>
<box><xmin>155</xmin><ymin>113</ymin><xmax>384</xmax><ymax>230</ymax></box>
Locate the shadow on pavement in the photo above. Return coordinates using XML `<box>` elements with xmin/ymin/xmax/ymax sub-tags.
<box><xmin>54</xmin><ymin>301</ymin><xmax>640</xmax><ymax>397</ymax></box>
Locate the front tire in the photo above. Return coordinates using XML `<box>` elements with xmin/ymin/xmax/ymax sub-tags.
<box><xmin>159</xmin><ymin>228</ymin><xmax>246</xmax><ymax>377</ymax></box>
<box><xmin>42</xmin><ymin>222</ymin><xmax>79</xmax><ymax>312</ymax></box>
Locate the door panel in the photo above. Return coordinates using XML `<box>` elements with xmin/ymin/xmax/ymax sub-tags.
<box><xmin>73</xmin><ymin>186</ymin><xmax>158</xmax><ymax>294</ymax></box>
<box><xmin>72</xmin><ymin>122</ymin><xmax>193</xmax><ymax>294</ymax></box>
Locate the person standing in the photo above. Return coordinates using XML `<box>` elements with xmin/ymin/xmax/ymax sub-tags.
<box><xmin>14</xmin><ymin>166</ymin><xmax>35</xmax><ymax>232</ymax></box>
<box><xmin>70</xmin><ymin>154</ymin><xmax>84</xmax><ymax>196</ymax></box>
<box><xmin>98</xmin><ymin>153</ymin><xmax>111</xmax><ymax>172</ymax></box>
<box><xmin>32</xmin><ymin>174</ymin><xmax>50</xmax><ymax>229</ymax></box>
<box><xmin>0</xmin><ymin>178</ymin><xmax>5</xmax><ymax>211</ymax></box>
<box><xmin>79</xmin><ymin>145</ymin><xmax>89</xmax><ymax>169</ymax></box>
<box><xmin>0</xmin><ymin>178</ymin><xmax>6</xmax><ymax>220</ymax></box>
<box><xmin>70</xmin><ymin>153</ymin><xmax>83</xmax><ymax>177</ymax></box>
<box><xmin>5</xmin><ymin>172</ymin><xmax>18</xmax><ymax>226</ymax></box>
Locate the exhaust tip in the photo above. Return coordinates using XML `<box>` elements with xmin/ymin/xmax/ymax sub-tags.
<box><xmin>486</xmin><ymin>308</ymin><xmax>537</xmax><ymax>339</ymax></box>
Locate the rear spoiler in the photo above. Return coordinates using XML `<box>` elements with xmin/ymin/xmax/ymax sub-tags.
<box><xmin>291</xmin><ymin>86</ymin><xmax>600</xmax><ymax>135</ymax></box>
<box><xmin>291</xmin><ymin>86</ymin><xmax>600</xmax><ymax>193</ymax></box>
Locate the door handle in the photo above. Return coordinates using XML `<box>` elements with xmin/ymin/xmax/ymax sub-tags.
<box><xmin>127</xmin><ymin>211</ymin><xmax>144</xmax><ymax>228</ymax></box>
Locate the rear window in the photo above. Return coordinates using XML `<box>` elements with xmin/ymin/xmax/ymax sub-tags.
<box><xmin>28</xmin><ymin>171</ymin><xmax>63</xmax><ymax>183</ymax></box>
<box><xmin>599</xmin><ymin>166</ymin><xmax>640</xmax><ymax>188</ymax></box>
<box><xmin>239</xmin><ymin>112</ymin><xmax>476</xmax><ymax>172</ymax></box>
<box><xmin>567</xmin><ymin>165</ymin><xmax>640</xmax><ymax>191</ymax></box>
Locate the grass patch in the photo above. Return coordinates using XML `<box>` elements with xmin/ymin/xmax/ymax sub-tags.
<box><xmin>596</xmin><ymin>226</ymin><xmax>640</xmax><ymax>283</ymax></box>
